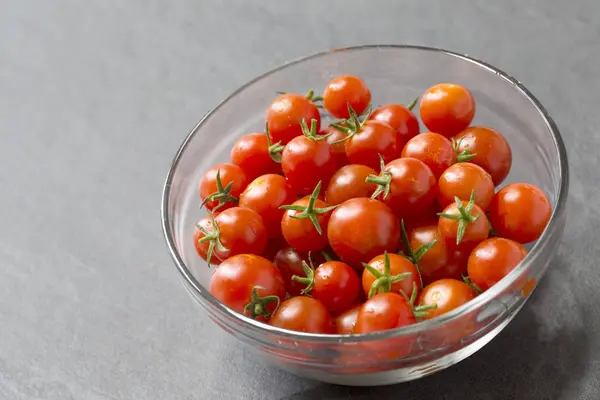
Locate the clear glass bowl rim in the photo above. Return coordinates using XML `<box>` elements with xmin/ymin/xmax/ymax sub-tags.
<box><xmin>161</xmin><ymin>44</ymin><xmax>569</xmax><ymax>343</ymax></box>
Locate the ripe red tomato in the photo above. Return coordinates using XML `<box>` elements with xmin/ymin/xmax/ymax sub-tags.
<box><xmin>467</xmin><ymin>238</ymin><xmax>528</xmax><ymax>291</ymax></box>
<box><xmin>418</xmin><ymin>279</ymin><xmax>477</xmax><ymax>320</ymax></box>
<box><xmin>333</xmin><ymin>304</ymin><xmax>362</xmax><ymax>334</ymax></box>
<box><xmin>370</xmin><ymin>103</ymin><xmax>420</xmax><ymax>146</ymax></box>
<box><xmin>343</xmin><ymin>120</ymin><xmax>402</xmax><ymax>170</ymax></box>
<box><xmin>281</xmin><ymin>183</ymin><xmax>336</xmax><ymax>252</ymax></box>
<box><xmin>199</xmin><ymin>163</ymin><xmax>248</xmax><ymax>212</ymax></box>
<box><xmin>401</xmin><ymin>132</ymin><xmax>456</xmax><ymax>178</ymax></box>
<box><xmin>266</xmin><ymin>93</ymin><xmax>321</xmax><ymax>145</ymax></box>
<box><xmin>437</xmin><ymin>163</ymin><xmax>495</xmax><ymax>211</ymax></box>
<box><xmin>362</xmin><ymin>252</ymin><xmax>420</xmax><ymax>299</ymax></box>
<box><xmin>239</xmin><ymin>174</ymin><xmax>296</xmax><ymax>238</ymax></box>
<box><xmin>487</xmin><ymin>183</ymin><xmax>551</xmax><ymax>244</ymax></box>
<box><xmin>420</xmin><ymin>83</ymin><xmax>475</xmax><ymax>137</ymax></box>
<box><xmin>454</xmin><ymin>126</ymin><xmax>512</xmax><ymax>185</ymax></box>
<box><xmin>193</xmin><ymin>215</ymin><xmax>221</xmax><ymax>265</ymax></box>
<box><xmin>323</xmin><ymin>75</ymin><xmax>371</xmax><ymax>118</ymax></box>
<box><xmin>273</xmin><ymin>248</ymin><xmax>327</xmax><ymax>296</ymax></box>
<box><xmin>281</xmin><ymin>120</ymin><xmax>338</xmax><ymax>195</ymax></box>
<box><xmin>322</xmin><ymin>125</ymin><xmax>349</xmax><ymax>168</ymax></box>
<box><xmin>438</xmin><ymin>197</ymin><xmax>489</xmax><ymax>248</ymax></box>
<box><xmin>324</xmin><ymin>164</ymin><xmax>377</xmax><ymax>205</ymax></box>
<box><xmin>230</xmin><ymin>133</ymin><xmax>282</xmax><ymax>181</ymax></box>
<box><xmin>209</xmin><ymin>254</ymin><xmax>285</xmax><ymax>320</ymax></box>
<box><xmin>269</xmin><ymin>296</ymin><xmax>334</xmax><ymax>333</ymax></box>
<box><xmin>368</xmin><ymin>157</ymin><xmax>437</xmax><ymax>220</ymax></box>
<box><xmin>354</xmin><ymin>292</ymin><xmax>416</xmax><ymax>333</ymax></box>
<box><xmin>295</xmin><ymin>261</ymin><xmax>361</xmax><ymax>313</ymax></box>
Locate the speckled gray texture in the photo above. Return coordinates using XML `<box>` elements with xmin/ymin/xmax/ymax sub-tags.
<box><xmin>0</xmin><ymin>0</ymin><xmax>598</xmax><ymax>399</ymax></box>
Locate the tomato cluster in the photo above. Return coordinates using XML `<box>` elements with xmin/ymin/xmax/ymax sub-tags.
<box><xmin>195</xmin><ymin>76</ymin><xmax>552</xmax><ymax>336</ymax></box>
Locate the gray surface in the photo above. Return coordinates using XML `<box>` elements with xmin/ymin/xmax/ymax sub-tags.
<box><xmin>1</xmin><ymin>0</ymin><xmax>598</xmax><ymax>399</ymax></box>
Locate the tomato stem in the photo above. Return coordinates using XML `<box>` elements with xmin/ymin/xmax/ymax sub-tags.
<box><xmin>299</xmin><ymin>118</ymin><xmax>330</xmax><ymax>141</ymax></box>
<box><xmin>363</xmin><ymin>251</ymin><xmax>412</xmax><ymax>299</ymax></box>
<box><xmin>291</xmin><ymin>260</ymin><xmax>316</xmax><ymax>295</ymax></box>
<box><xmin>366</xmin><ymin>155</ymin><xmax>392</xmax><ymax>200</ymax></box>
<box><xmin>305</xmin><ymin>89</ymin><xmax>324</xmax><ymax>105</ymax></box>
<box><xmin>397</xmin><ymin>219</ymin><xmax>436</xmax><ymax>290</ymax></box>
<box><xmin>407</xmin><ymin>96</ymin><xmax>419</xmax><ymax>111</ymax></box>
<box><xmin>462</xmin><ymin>275</ymin><xmax>483</xmax><ymax>294</ymax></box>
<box><xmin>320</xmin><ymin>250</ymin><xmax>334</xmax><ymax>262</ymax></box>
<box><xmin>244</xmin><ymin>286</ymin><xmax>281</xmax><ymax>319</ymax></box>
<box><xmin>265</xmin><ymin>123</ymin><xmax>284</xmax><ymax>163</ymax></box>
<box><xmin>437</xmin><ymin>190</ymin><xmax>480</xmax><ymax>245</ymax></box>
<box><xmin>200</xmin><ymin>169</ymin><xmax>239</xmax><ymax>212</ymax></box>
<box><xmin>330</xmin><ymin>104</ymin><xmax>371</xmax><ymax>144</ymax></box>
<box><xmin>196</xmin><ymin>213</ymin><xmax>229</xmax><ymax>267</ymax></box>
<box><xmin>279</xmin><ymin>181</ymin><xmax>338</xmax><ymax>235</ymax></box>
<box><xmin>452</xmin><ymin>137</ymin><xmax>478</xmax><ymax>163</ymax></box>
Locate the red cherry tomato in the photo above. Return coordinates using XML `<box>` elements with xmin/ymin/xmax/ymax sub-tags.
<box><xmin>281</xmin><ymin>120</ymin><xmax>338</xmax><ymax>195</ymax></box>
<box><xmin>438</xmin><ymin>198</ymin><xmax>489</xmax><ymax>249</ymax></box>
<box><xmin>401</xmin><ymin>132</ymin><xmax>456</xmax><ymax>179</ymax></box>
<box><xmin>266</xmin><ymin>93</ymin><xmax>321</xmax><ymax>145</ymax></box>
<box><xmin>333</xmin><ymin>305</ymin><xmax>362</xmax><ymax>334</ymax></box>
<box><xmin>354</xmin><ymin>292</ymin><xmax>416</xmax><ymax>333</ymax></box>
<box><xmin>370</xmin><ymin>103</ymin><xmax>420</xmax><ymax>146</ymax></box>
<box><xmin>328</xmin><ymin>198</ymin><xmax>400</xmax><ymax>268</ymax></box>
<box><xmin>487</xmin><ymin>183</ymin><xmax>551</xmax><ymax>244</ymax></box>
<box><xmin>230</xmin><ymin>133</ymin><xmax>282</xmax><ymax>181</ymax></box>
<box><xmin>418</xmin><ymin>279</ymin><xmax>476</xmax><ymax>319</ymax></box>
<box><xmin>269</xmin><ymin>296</ymin><xmax>334</xmax><ymax>333</ymax></box>
<box><xmin>324</xmin><ymin>164</ymin><xmax>377</xmax><ymax>205</ymax></box>
<box><xmin>322</xmin><ymin>125</ymin><xmax>350</xmax><ymax>169</ymax></box>
<box><xmin>344</xmin><ymin>120</ymin><xmax>401</xmax><ymax>170</ymax></box>
<box><xmin>209</xmin><ymin>254</ymin><xmax>285</xmax><ymax>320</ymax></box>
<box><xmin>362</xmin><ymin>253</ymin><xmax>420</xmax><ymax>299</ymax></box>
<box><xmin>467</xmin><ymin>238</ymin><xmax>528</xmax><ymax>291</ymax></box>
<box><xmin>193</xmin><ymin>215</ymin><xmax>221</xmax><ymax>265</ymax></box>
<box><xmin>420</xmin><ymin>83</ymin><xmax>475</xmax><ymax>137</ymax></box>
<box><xmin>239</xmin><ymin>174</ymin><xmax>296</xmax><ymax>238</ymax></box>
<box><xmin>454</xmin><ymin>126</ymin><xmax>513</xmax><ymax>185</ymax></box>
<box><xmin>323</xmin><ymin>75</ymin><xmax>371</xmax><ymax>118</ymax></box>
<box><xmin>199</xmin><ymin>163</ymin><xmax>248</xmax><ymax>212</ymax></box>
<box><xmin>437</xmin><ymin>163</ymin><xmax>495</xmax><ymax>211</ymax></box>
<box><xmin>369</xmin><ymin>157</ymin><xmax>437</xmax><ymax>220</ymax></box>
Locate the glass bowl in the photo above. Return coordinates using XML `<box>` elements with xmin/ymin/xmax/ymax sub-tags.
<box><xmin>161</xmin><ymin>45</ymin><xmax>569</xmax><ymax>386</ymax></box>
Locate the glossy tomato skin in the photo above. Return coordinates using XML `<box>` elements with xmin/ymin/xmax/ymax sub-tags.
<box><xmin>323</xmin><ymin>75</ymin><xmax>371</xmax><ymax>118</ymax></box>
<box><xmin>324</xmin><ymin>164</ymin><xmax>377</xmax><ymax>205</ymax></box>
<box><xmin>370</xmin><ymin>104</ymin><xmax>420</xmax><ymax>146</ymax></box>
<box><xmin>239</xmin><ymin>174</ymin><xmax>296</xmax><ymax>238</ymax></box>
<box><xmin>273</xmin><ymin>247</ymin><xmax>327</xmax><ymax>296</ymax></box>
<box><xmin>281</xmin><ymin>135</ymin><xmax>337</xmax><ymax>195</ymax></box>
<box><xmin>418</xmin><ymin>279</ymin><xmax>477</xmax><ymax>319</ymax></box>
<box><xmin>266</xmin><ymin>93</ymin><xmax>321</xmax><ymax>145</ymax></box>
<box><xmin>312</xmin><ymin>261</ymin><xmax>361</xmax><ymax>313</ymax></box>
<box><xmin>209</xmin><ymin>254</ymin><xmax>286</xmax><ymax>318</ymax></box>
<box><xmin>438</xmin><ymin>201</ymin><xmax>489</xmax><ymax>250</ymax></box>
<box><xmin>345</xmin><ymin>120</ymin><xmax>401</xmax><ymax>170</ymax></box>
<box><xmin>354</xmin><ymin>292</ymin><xmax>416</xmax><ymax>333</ymax></box>
<box><xmin>454</xmin><ymin>126</ymin><xmax>512</xmax><ymax>185</ymax></box>
<box><xmin>401</xmin><ymin>132</ymin><xmax>456</xmax><ymax>179</ymax></box>
<box><xmin>362</xmin><ymin>253</ymin><xmax>420</xmax><ymax>299</ymax></box>
<box><xmin>437</xmin><ymin>163</ymin><xmax>495</xmax><ymax>211</ymax></box>
<box><xmin>193</xmin><ymin>216</ymin><xmax>221</xmax><ymax>265</ymax></box>
<box><xmin>269</xmin><ymin>296</ymin><xmax>334</xmax><ymax>334</ymax></box>
<box><xmin>420</xmin><ymin>83</ymin><xmax>475</xmax><ymax>138</ymax></box>
<box><xmin>488</xmin><ymin>183</ymin><xmax>551</xmax><ymax>244</ymax></box>
<box><xmin>212</xmin><ymin>207</ymin><xmax>268</xmax><ymax>261</ymax></box>
<box><xmin>328</xmin><ymin>198</ymin><xmax>400</xmax><ymax>268</ymax></box>
<box><xmin>322</xmin><ymin>125</ymin><xmax>350</xmax><ymax>169</ymax></box>
<box><xmin>374</xmin><ymin>158</ymin><xmax>437</xmax><ymax>221</ymax></box>
<box><xmin>468</xmin><ymin>238</ymin><xmax>528</xmax><ymax>291</ymax></box>
<box><xmin>333</xmin><ymin>304</ymin><xmax>362</xmax><ymax>334</ymax></box>
<box><xmin>230</xmin><ymin>133</ymin><xmax>281</xmax><ymax>181</ymax></box>
<box><xmin>199</xmin><ymin>163</ymin><xmax>248</xmax><ymax>212</ymax></box>
<box><xmin>281</xmin><ymin>197</ymin><xmax>332</xmax><ymax>253</ymax></box>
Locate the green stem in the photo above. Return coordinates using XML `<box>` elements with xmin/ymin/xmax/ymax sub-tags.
<box><xmin>244</xmin><ymin>286</ymin><xmax>281</xmax><ymax>319</ymax></box>
<box><xmin>407</xmin><ymin>96</ymin><xmax>419</xmax><ymax>111</ymax></box>
<box><xmin>196</xmin><ymin>213</ymin><xmax>228</xmax><ymax>267</ymax></box>
<box><xmin>279</xmin><ymin>181</ymin><xmax>338</xmax><ymax>235</ymax></box>
<box><xmin>291</xmin><ymin>261</ymin><xmax>316</xmax><ymax>295</ymax></box>
<box><xmin>199</xmin><ymin>169</ymin><xmax>238</xmax><ymax>212</ymax></box>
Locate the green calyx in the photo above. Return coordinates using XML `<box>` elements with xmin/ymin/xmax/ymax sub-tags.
<box><xmin>399</xmin><ymin>282</ymin><xmax>438</xmax><ymax>320</ymax></box>
<box><xmin>363</xmin><ymin>251</ymin><xmax>413</xmax><ymax>299</ymax></box>
<box><xmin>305</xmin><ymin>89</ymin><xmax>323</xmax><ymax>107</ymax></box>
<box><xmin>462</xmin><ymin>275</ymin><xmax>483</xmax><ymax>294</ymax></box>
<box><xmin>330</xmin><ymin>104</ymin><xmax>371</xmax><ymax>144</ymax></box>
<box><xmin>398</xmin><ymin>220</ymin><xmax>437</xmax><ymax>290</ymax></box>
<box><xmin>265</xmin><ymin>123</ymin><xmax>284</xmax><ymax>163</ymax></box>
<box><xmin>407</xmin><ymin>96</ymin><xmax>419</xmax><ymax>111</ymax></box>
<box><xmin>291</xmin><ymin>259</ymin><xmax>316</xmax><ymax>295</ymax></box>
<box><xmin>299</xmin><ymin>118</ymin><xmax>330</xmax><ymax>141</ymax></box>
<box><xmin>196</xmin><ymin>213</ymin><xmax>228</xmax><ymax>267</ymax></box>
<box><xmin>244</xmin><ymin>286</ymin><xmax>281</xmax><ymax>319</ymax></box>
<box><xmin>279</xmin><ymin>181</ymin><xmax>338</xmax><ymax>235</ymax></box>
<box><xmin>200</xmin><ymin>169</ymin><xmax>238</xmax><ymax>212</ymax></box>
<box><xmin>437</xmin><ymin>190</ymin><xmax>480</xmax><ymax>245</ymax></box>
<box><xmin>452</xmin><ymin>137</ymin><xmax>477</xmax><ymax>162</ymax></box>
<box><xmin>366</xmin><ymin>154</ymin><xmax>392</xmax><ymax>200</ymax></box>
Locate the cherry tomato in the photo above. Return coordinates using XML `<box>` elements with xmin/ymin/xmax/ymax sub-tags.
<box><xmin>401</xmin><ymin>132</ymin><xmax>456</xmax><ymax>179</ymax></box>
<box><xmin>328</xmin><ymin>198</ymin><xmax>400</xmax><ymax>268</ymax></box>
<box><xmin>362</xmin><ymin>253</ymin><xmax>420</xmax><ymax>299</ymax></box>
<box><xmin>324</xmin><ymin>164</ymin><xmax>377</xmax><ymax>205</ymax></box>
<box><xmin>468</xmin><ymin>238</ymin><xmax>528</xmax><ymax>291</ymax></box>
<box><xmin>420</xmin><ymin>83</ymin><xmax>475</xmax><ymax>138</ymax></box>
<box><xmin>438</xmin><ymin>199</ymin><xmax>489</xmax><ymax>249</ymax></box>
<box><xmin>199</xmin><ymin>163</ymin><xmax>248</xmax><ymax>212</ymax></box>
<box><xmin>266</xmin><ymin>93</ymin><xmax>321</xmax><ymax>145</ymax></box>
<box><xmin>209</xmin><ymin>254</ymin><xmax>285</xmax><ymax>320</ymax></box>
<box><xmin>369</xmin><ymin>157</ymin><xmax>437</xmax><ymax>220</ymax></box>
<box><xmin>370</xmin><ymin>103</ymin><xmax>420</xmax><ymax>146</ymax></box>
<box><xmin>333</xmin><ymin>305</ymin><xmax>362</xmax><ymax>334</ymax></box>
<box><xmin>322</xmin><ymin>125</ymin><xmax>349</xmax><ymax>169</ymax></box>
<box><xmin>273</xmin><ymin>247</ymin><xmax>326</xmax><ymax>296</ymax></box>
<box><xmin>487</xmin><ymin>183</ymin><xmax>551</xmax><ymax>244</ymax></box>
<box><xmin>261</xmin><ymin>237</ymin><xmax>288</xmax><ymax>262</ymax></box>
<box><xmin>230</xmin><ymin>133</ymin><xmax>282</xmax><ymax>181</ymax></box>
<box><xmin>437</xmin><ymin>163</ymin><xmax>495</xmax><ymax>211</ymax></box>
<box><xmin>454</xmin><ymin>126</ymin><xmax>512</xmax><ymax>185</ymax></box>
<box><xmin>193</xmin><ymin>215</ymin><xmax>221</xmax><ymax>265</ymax></box>
<box><xmin>269</xmin><ymin>296</ymin><xmax>334</xmax><ymax>334</ymax></box>
<box><xmin>354</xmin><ymin>292</ymin><xmax>416</xmax><ymax>333</ymax></box>
<box><xmin>344</xmin><ymin>120</ymin><xmax>401</xmax><ymax>170</ymax></box>
<box><xmin>281</xmin><ymin>121</ymin><xmax>338</xmax><ymax>195</ymax></box>
<box><xmin>418</xmin><ymin>279</ymin><xmax>476</xmax><ymax>319</ymax></box>
<box><xmin>281</xmin><ymin>184</ymin><xmax>335</xmax><ymax>253</ymax></box>
<box><xmin>239</xmin><ymin>174</ymin><xmax>296</xmax><ymax>238</ymax></box>
<box><xmin>323</xmin><ymin>75</ymin><xmax>371</xmax><ymax>118</ymax></box>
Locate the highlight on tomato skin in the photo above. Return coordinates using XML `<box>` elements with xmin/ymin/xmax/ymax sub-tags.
<box><xmin>266</xmin><ymin>93</ymin><xmax>321</xmax><ymax>145</ymax></box>
<box><xmin>467</xmin><ymin>237</ymin><xmax>528</xmax><ymax>291</ymax></box>
<box><xmin>419</xmin><ymin>83</ymin><xmax>476</xmax><ymax>138</ymax></box>
<box><xmin>437</xmin><ymin>162</ymin><xmax>495</xmax><ymax>211</ymax></box>
<box><xmin>323</xmin><ymin>75</ymin><xmax>371</xmax><ymax>119</ymax></box>
<box><xmin>370</xmin><ymin>103</ymin><xmax>420</xmax><ymax>145</ymax></box>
